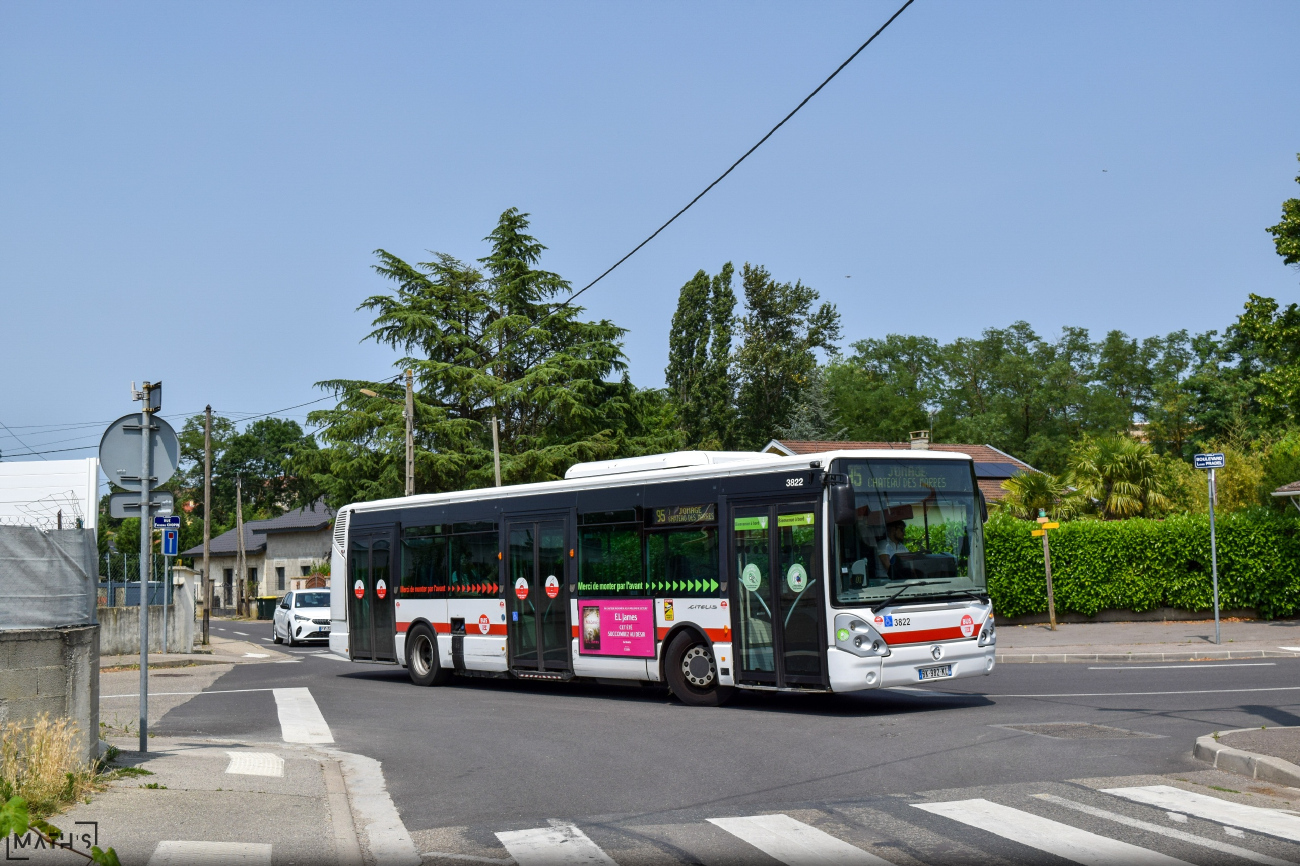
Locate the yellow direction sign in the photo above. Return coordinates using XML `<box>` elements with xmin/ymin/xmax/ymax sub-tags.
<box><xmin>1032</xmin><ymin>529</ymin><xmax>1045</xmax><ymax>537</ymax></box>
<box><xmin>1044</xmin><ymin>522</ymin><xmax>1059</xmax><ymax>529</ymax></box>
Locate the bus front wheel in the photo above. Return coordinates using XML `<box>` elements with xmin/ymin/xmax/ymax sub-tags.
<box><xmin>406</xmin><ymin>623</ymin><xmax>451</xmax><ymax>687</ymax></box>
<box><xmin>666</xmin><ymin>631</ymin><xmax>733</xmax><ymax>707</ymax></box>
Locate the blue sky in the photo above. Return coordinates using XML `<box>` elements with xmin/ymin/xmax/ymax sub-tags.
<box><xmin>1</xmin><ymin>1</ymin><xmax>1297</xmax><ymax>460</ymax></box>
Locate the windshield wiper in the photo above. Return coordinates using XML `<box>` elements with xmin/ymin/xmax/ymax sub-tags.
<box><xmin>876</xmin><ymin>580</ymin><xmax>939</xmax><ymax>611</ymax></box>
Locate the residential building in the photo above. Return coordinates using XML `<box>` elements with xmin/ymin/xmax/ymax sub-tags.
<box><xmin>180</xmin><ymin>502</ymin><xmax>333</xmax><ymax>611</ymax></box>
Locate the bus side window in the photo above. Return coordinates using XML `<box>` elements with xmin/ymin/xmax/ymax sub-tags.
<box><xmin>577</xmin><ymin>520</ymin><xmax>642</xmax><ymax>596</ymax></box>
<box><xmin>645</xmin><ymin>527</ymin><xmax>719</xmax><ymax>596</ymax></box>
<box><xmin>401</xmin><ymin>526</ymin><xmax>446</xmax><ymax>598</ymax></box>
<box><xmin>450</xmin><ymin>527</ymin><xmax>497</xmax><ymax>598</ymax></box>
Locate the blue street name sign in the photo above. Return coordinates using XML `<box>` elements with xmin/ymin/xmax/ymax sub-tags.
<box><xmin>162</xmin><ymin>529</ymin><xmax>178</xmax><ymax>557</ymax></box>
<box><xmin>153</xmin><ymin>515</ymin><xmax>180</xmax><ymax>529</ymax></box>
<box><xmin>1194</xmin><ymin>453</ymin><xmax>1226</xmax><ymax>470</ymax></box>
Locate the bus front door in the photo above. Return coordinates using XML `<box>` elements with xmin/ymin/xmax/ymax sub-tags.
<box><xmin>506</xmin><ymin>516</ymin><xmax>571</xmax><ymax>675</ymax></box>
<box><xmin>347</xmin><ymin>529</ymin><xmax>397</xmax><ymax>662</ymax></box>
<box><xmin>732</xmin><ymin>503</ymin><xmax>826</xmax><ymax>688</ymax></box>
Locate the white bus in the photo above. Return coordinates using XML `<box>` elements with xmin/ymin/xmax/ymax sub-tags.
<box><xmin>328</xmin><ymin>449</ymin><xmax>996</xmax><ymax>705</ymax></box>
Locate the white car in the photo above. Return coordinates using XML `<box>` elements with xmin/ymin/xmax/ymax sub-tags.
<box><xmin>273</xmin><ymin>590</ymin><xmax>332</xmax><ymax>646</ymax></box>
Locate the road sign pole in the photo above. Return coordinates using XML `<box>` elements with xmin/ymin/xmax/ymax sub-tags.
<box><xmin>137</xmin><ymin>395</ymin><xmax>154</xmax><ymax>754</ymax></box>
<box><xmin>1209</xmin><ymin>467</ymin><xmax>1220</xmax><ymax>645</ymax></box>
<box><xmin>1042</xmin><ymin>531</ymin><xmax>1057</xmax><ymax>631</ymax></box>
<box><xmin>161</xmin><ymin>552</ymin><xmax>169</xmax><ymax>656</ymax></box>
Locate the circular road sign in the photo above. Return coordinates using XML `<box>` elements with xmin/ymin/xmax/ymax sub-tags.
<box><xmin>98</xmin><ymin>413</ymin><xmax>180</xmax><ymax>492</ymax></box>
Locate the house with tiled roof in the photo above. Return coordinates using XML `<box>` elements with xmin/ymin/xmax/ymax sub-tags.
<box><xmin>762</xmin><ymin>432</ymin><xmax>1038</xmax><ymax>501</ymax></box>
<box><xmin>181</xmin><ymin>501</ymin><xmax>333</xmax><ymax>611</ymax></box>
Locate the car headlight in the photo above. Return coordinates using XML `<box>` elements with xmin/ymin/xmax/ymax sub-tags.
<box><xmin>294</xmin><ymin>614</ymin><xmax>310</xmax><ymax>621</ymax></box>
<box><xmin>834</xmin><ymin>613</ymin><xmax>890</xmax><ymax>658</ymax></box>
<box><xmin>977</xmin><ymin>615</ymin><xmax>996</xmax><ymax>647</ymax></box>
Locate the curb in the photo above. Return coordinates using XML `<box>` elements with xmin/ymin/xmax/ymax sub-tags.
<box><xmin>997</xmin><ymin>649</ymin><xmax>1300</xmax><ymax>664</ymax></box>
<box><xmin>1194</xmin><ymin>726</ymin><xmax>1300</xmax><ymax>788</ymax></box>
<box><xmin>99</xmin><ymin>656</ymin><xmax>234</xmax><ymax>670</ymax></box>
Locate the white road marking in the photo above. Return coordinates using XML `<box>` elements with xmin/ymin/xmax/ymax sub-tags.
<box><xmin>233</xmin><ymin>631</ymin><xmax>249</xmax><ymax>636</ymax></box>
<box><xmin>708</xmin><ymin>813</ymin><xmax>893</xmax><ymax>865</ymax></box>
<box><xmin>421</xmin><ymin>854</ymin><xmax>515</xmax><ymax>865</ymax></box>
<box><xmin>103</xmin><ymin>688</ymin><xmax>275</xmax><ymax>698</ymax></box>
<box><xmin>1278</xmin><ymin>647</ymin><xmax>1300</xmax><ymax>652</ymax></box>
<box><xmin>261</xmin><ymin>638</ymin><xmax>275</xmax><ymax>643</ymax></box>
<box><xmin>1034</xmin><ymin>794</ymin><xmax>1296</xmax><ymax>866</ymax></box>
<box><xmin>988</xmin><ymin>686</ymin><xmax>1300</xmax><ymax>698</ymax></box>
<box><xmin>275</xmin><ymin>659</ymin><xmax>301</xmax><ymax>664</ymax></box>
<box><xmin>1167</xmin><ymin>813</ymin><xmax>1188</xmax><ymax>823</ymax></box>
<box><xmin>330</xmin><ymin>748</ymin><xmax>420</xmax><ymax>864</ymax></box>
<box><xmin>225</xmin><ymin>751</ymin><xmax>284</xmax><ymax>777</ymax></box>
<box><xmin>1103</xmin><ymin>786</ymin><xmax>1300</xmax><ymax>843</ymax></box>
<box><xmin>1228</xmin><ymin>827</ymin><xmax>1247</xmax><ymax>838</ymax></box>
<box><xmin>243</xmin><ymin>652</ymin><xmax>270</xmax><ymax>658</ymax></box>
<box><xmin>272</xmin><ymin>687</ymin><xmax>334</xmax><ymax>744</ymax></box>
<box><xmin>148</xmin><ymin>840</ymin><xmax>271</xmax><ymax>865</ymax></box>
<box><xmin>314</xmin><ymin>652</ymin><xmax>351</xmax><ymax>662</ymax></box>
<box><xmin>913</xmin><ymin>798</ymin><xmax>1191</xmax><ymax>865</ymax></box>
<box><xmin>1087</xmin><ymin>663</ymin><xmax>1276</xmax><ymax>670</ymax></box>
<box><xmin>496</xmin><ymin>823</ymin><xmax>616</xmax><ymax>865</ymax></box>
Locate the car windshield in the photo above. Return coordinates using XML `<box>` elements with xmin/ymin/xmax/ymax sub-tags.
<box><xmin>832</xmin><ymin>458</ymin><xmax>986</xmax><ymax>607</ymax></box>
<box><xmin>295</xmin><ymin>591</ymin><xmax>330</xmax><ymax>608</ymax></box>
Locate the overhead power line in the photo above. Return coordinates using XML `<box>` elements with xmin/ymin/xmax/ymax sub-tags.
<box><xmin>563</xmin><ymin>0</ymin><xmax>916</xmax><ymax>305</ymax></box>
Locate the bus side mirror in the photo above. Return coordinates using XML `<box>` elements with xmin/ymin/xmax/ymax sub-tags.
<box><xmin>979</xmin><ymin>490</ymin><xmax>989</xmax><ymax>523</ymax></box>
<box><xmin>831</xmin><ymin>483</ymin><xmax>856</xmax><ymax>526</ymax></box>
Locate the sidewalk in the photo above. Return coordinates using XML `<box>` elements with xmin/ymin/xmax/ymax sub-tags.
<box><xmin>100</xmin><ymin>633</ymin><xmax>293</xmax><ymax>670</ymax></box>
<box><xmin>995</xmin><ymin>617</ymin><xmax>1300</xmax><ymax>663</ymax></box>
<box><xmin>1195</xmin><ymin>726</ymin><xmax>1300</xmax><ymax>789</ymax></box>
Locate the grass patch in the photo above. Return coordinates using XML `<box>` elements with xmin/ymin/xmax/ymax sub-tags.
<box><xmin>137</xmin><ymin>782</ymin><xmax>166</xmax><ymax>790</ymax></box>
<box><xmin>1209</xmin><ymin>785</ymin><xmax>1240</xmax><ymax>793</ymax></box>
<box><xmin>109</xmin><ymin>767</ymin><xmax>152</xmax><ymax>778</ymax></box>
<box><xmin>0</xmin><ymin>714</ymin><xmax>98</xmax><ymax>818</ymax></box>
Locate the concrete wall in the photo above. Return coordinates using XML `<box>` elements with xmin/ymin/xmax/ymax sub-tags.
<box><xmin>97</xmin><ymin>576</ymin><xmax>194</xmax><ymax>655</ymax></box>
<box><xmin>0</xmin><ymin>626</ymin><xmax>99</xmax><ymax>763</ymax></box>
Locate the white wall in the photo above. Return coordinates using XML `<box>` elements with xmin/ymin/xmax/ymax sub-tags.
<box><xmin>0</xmin><ymin>458</ymin><xmax>99</xmax><ymax>530</ymax></box>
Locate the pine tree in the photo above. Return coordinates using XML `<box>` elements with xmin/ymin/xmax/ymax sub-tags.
<box><xmin>305</xmin><ymin>208</ymin><xmax>669</xmax><ymax>504</ymax></box>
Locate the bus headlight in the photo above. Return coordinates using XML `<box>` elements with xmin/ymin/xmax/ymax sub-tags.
<box><xmin>834</xmin><ymin>614</ymin><xmax>890</xmax><ymax>658</ymax></box>
<box><xmin>977</xmin><ymin>616</ymin><xmax>996</xmax><ymax>647</ymax></box>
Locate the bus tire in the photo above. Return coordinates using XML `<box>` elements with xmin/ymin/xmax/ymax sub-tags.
<box><xmin>665</xmin><ymin>631</ymin><xmax>733</xmax><ymax>707</ymax></box>
<box><xmin>406</xmin><ymin>623</ymin><xmax>450</xmax><ymax>687</ymax></box>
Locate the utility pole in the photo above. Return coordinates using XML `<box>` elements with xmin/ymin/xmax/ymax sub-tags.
<box><xmin>202</xmin><ymin>405</ymin><xmax>212</xmax><ymax>644</ymax></box>
<box><xmin>1209</xmin><ymin>466</ymin><xmax>1221</xmax><ymax>645</ymax></box>
<box><xmin>404</xmin><ymin>369</ymin><xmax>414</xmax><ymax>497</ymax></box>
<box><xmin>135</xmin><ymin>381</ymin><xmax>156</xmax><ymax>754</ymax></box>
<box><xmin>235</xmin><ymin>476</ymin><xmax>245</xmax><ymax>618</ymax></box>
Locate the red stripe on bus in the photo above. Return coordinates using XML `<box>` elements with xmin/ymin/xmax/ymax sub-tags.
<box><xmin>397</xmin><ymin>621</ymin><xmax>506</xmax><ymax>636</ymax></box>
<box><xmin>655</xmin><ymin>627</ymin><xmax>731</xmax><ymax>642</ymax></box>
<box><xmin>881</xmin><ymin>624</ymin><xmax>982</xmax><ymax>645</ymax></box>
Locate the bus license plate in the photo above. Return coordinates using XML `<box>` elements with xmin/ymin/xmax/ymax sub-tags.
<box><xmin>918</xmin><ymin>664</ymin><xmax>952</xmax><ymax>681</ymax></box>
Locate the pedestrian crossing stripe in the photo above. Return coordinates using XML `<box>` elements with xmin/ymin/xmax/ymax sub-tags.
<box><xmin>496</xmin><ymin>823</ymin><xmax>616</xmax><ymax>865</ymax></box>
<box><xmin>708</xmin><ymin>814</ymin><xmax>894</xmax><ymax>865</ymax></box>
<box><xmin>913</xmin><ymin>798</ymin><xmax>1193</xmax><ymax>865</ymax></box>
<box><xmin>1103</xmin><ymin>785</ymin><xmax>1300</xmax><ymax>843</ymax></box>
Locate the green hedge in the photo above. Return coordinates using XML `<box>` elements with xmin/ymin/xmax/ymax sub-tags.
<box><xmin>984</xmin><ymin>510</ymin><xmax>1300</xmax><ymax>619</ymax></box>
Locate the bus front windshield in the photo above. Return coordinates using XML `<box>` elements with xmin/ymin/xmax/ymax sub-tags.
<box><xmin>833</xmin><ymin>459</ymin><xmax>986</xmax><ymax>607</ymax></box>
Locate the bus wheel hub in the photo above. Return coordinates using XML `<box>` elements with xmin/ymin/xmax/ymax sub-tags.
<box><xmin>683</xmin><ymin>646</ymin><xmax>714</xmax><ymax>687</ymax></box>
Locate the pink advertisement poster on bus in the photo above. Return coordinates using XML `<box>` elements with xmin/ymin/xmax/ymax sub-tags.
<box><xmin>578</xmin><ymin>599</ymin><xmax>655</xmax><ymax>658</ymax></box>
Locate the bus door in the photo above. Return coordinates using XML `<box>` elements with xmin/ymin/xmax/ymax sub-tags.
<box><xmin>348</xmin><ymin>526</ymin><xmax>398</xmax><ymax>662</ymax></box>
<box><xmin>505</xmin><ymin>515</ymin><xmax>571</xmax><ymax>675</ymax></box>
<box><xmin>731</xmin><ymin>502</ymin><xmax>826</xmax><ymax>688</ymax></box>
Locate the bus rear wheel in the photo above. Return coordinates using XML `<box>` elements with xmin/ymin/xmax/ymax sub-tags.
<box><xmin>406</xmin><ymin>623</ymin><xmax>450</xmax><ymax>687</ymax></box>
<box><xmin>665</xmin><ymin>631</ymin><xmax>733</xmax><ymax>707</ymax></box>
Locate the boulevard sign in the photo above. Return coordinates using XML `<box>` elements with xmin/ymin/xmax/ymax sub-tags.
<box><xmin>1194</xmin><ymin>452</ymin><xmax>1226</xmax><ymax>470</ymax></box>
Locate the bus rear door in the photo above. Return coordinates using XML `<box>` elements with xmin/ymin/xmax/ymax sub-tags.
<box><xmin>348</xmin><ymin>525</ymin><xmax>398</xmax><ymax>662</ymax></box>
<box><xmin>731</xmin><ymin>502</ymin><xmax>826</xmax><ymax>688</ymax></box>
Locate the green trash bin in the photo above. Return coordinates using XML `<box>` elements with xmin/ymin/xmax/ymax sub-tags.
<box><xmin>256</xmin><ymin>596</ymin><xmax>278</xmax><ymax>620</ymax></box>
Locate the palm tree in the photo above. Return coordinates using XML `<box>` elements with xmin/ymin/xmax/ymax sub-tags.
<box><xmin>997</xmin><ymin>471</ymin><xmax>1078</xmax><ymax>520</ymax></box>
<box><xmin>1066</xmin><ymin>435</ymin><xmax>1171</xmax><ymax>519</ymax></box>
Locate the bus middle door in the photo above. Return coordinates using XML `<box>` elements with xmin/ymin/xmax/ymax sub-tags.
<box><xmin>506</xmin><ymin>515</ymin><xmax>571</xmax><ymax>676</ymax></box>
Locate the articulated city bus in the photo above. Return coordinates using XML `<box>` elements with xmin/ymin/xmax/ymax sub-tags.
<box><xmin>328</xmin><ymin>449</ymin><xmax>996</xmax><ymax>706</ymax></box>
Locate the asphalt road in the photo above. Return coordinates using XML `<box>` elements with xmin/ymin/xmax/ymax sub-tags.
<box><xmin>185</xmin><ymin>619</ymin><xmax>1300</xmax><ymax>861</ymax></box>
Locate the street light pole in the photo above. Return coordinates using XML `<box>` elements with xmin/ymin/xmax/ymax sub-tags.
<box><xmin>202</xmin><ymin>405</ymin><xmax>211</xmax><ymax>645</ymax></box>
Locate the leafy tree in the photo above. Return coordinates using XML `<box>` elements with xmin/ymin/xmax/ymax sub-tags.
<box><xmin>1066</xmin><ymin>435</ymin><xmax>1172</xmax><ymax>519</ymax></box>
<box><xmin>665</xmin><ymin>264</ymin><xmax>736</xmax><ymax>448</ymax></box>
<box><xmin>1267</xmin><ymin>153</ymin><xmax>1300</xmax><ymax>272</ymax></box>
<box><xmin>825</xmin><ymin>335</ymin><xmax>940</xmax><ymax>442</ymax></box>
<box><xmin>732</xmin><ymin>264</ymin><xmax>840</xmax><ymax>449</ymax></box>
<box><xmin>306</xmin><ymin>208</ymin><xmax>675</xmax><ymax>506</ymax></box>
<box><xmin>774</xmin><ymin>367</ymin><xmax>844</xmax><ymax>441</ymax></box>
<box><xmin>1225</xmin><ymin>294</ymin><xmax>1300</xmax><ymax>427</ymax></box>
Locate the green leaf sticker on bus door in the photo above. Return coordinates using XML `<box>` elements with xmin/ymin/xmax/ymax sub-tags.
<box><xmin>734</xmin><ymin>516</ymin><xmax>768</xmax><ymax>531</ymax></box>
